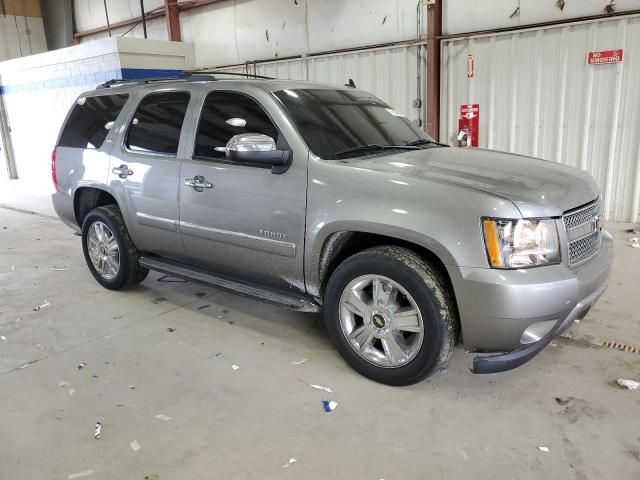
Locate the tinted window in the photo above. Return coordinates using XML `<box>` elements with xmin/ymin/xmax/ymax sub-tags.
<box><xmin>194</xmin><ymin>92</ymin><xmax>278</xmax><ymax>159</ymax></box>
<box><xmin>59</xmin><ymin>94</ymin><xmax>129</xmax><ymax>149</ymax></box>
<box><xmin>126</xmin><ymin>91</ymin><xmax>190</xmax><ymax>155</ymax></box>
<box><xmin>274</xmin><ymin>89</ymin><xmax>433</xmax><ymax>159</ymax></box>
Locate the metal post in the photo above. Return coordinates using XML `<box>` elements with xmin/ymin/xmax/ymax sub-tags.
<box><xmin>426</xmin><ymin>0</ymin><xmax>442</xmax><ymax>140</ymax></box>
<box><xmin>164</xmin><ymin>0</ymin><xmax>182</xmax><ymax>42</ymax></box>
<box><xmin>140</xmin><ymin>0</ymin><xmax>148</xmax><ymax>38</ymax></box>
<box><xmin>103</xmin><ymin>0</ymin><xmax>111</xmax><ymax>37</ymax></box>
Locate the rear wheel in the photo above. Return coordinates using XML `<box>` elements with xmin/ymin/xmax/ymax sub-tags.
<box><xmin>324</xmin><ymin>246</ymin><xmax>458</xmax><ymax>386</ymax></box>
<box><xmin>81</xmin><ymin>205</ymin><xmax>149</xmax><ymax>290</ymax></box>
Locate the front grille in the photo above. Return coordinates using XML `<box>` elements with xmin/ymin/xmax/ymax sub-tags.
<box><xmin>563</xmin><ymin>199</ymin><xmax>601</xmax><ymax>266</ymax></box>
<box><xmin>563</xmin><ymin>201</ymin><xmax>599</xmax><ymax>230</ymax></box>
<box><xmin>568</xmin><ymin>230</ymin><xmax>601</xmax><ymax>265</ymax></box>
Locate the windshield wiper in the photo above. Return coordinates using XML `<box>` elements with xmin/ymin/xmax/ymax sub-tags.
<box><xmin>334</xmin><ymin>144</ymin><xmax>420</xmax><ymax>158</ymax></box>
<box><xmin>405</xmin><ymin>138</ymin><xmax>448</xmax><ymax>148</ymax></box>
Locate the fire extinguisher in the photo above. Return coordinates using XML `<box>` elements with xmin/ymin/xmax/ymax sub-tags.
<box><xmin>457</xmin><ymin>127</ymin><xmax>471</xmax><ymax>147</ymax></box>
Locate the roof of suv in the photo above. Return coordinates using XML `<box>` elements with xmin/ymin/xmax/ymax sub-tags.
<box><xmin>94</xmin><ymin>76</ymin><xmax>351</xmax><ymax>94</ymax></box>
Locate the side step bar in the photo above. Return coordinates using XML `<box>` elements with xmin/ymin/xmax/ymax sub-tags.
<box><xmin>138</xmin><ymin>256</ymin><xmax>321</xmax><ymax>313</ymax></box>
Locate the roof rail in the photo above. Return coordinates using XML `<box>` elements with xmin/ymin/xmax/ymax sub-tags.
<box><xmin>186</xmin><ymin>69</ymin><xmax>275</xmax><ymax>80</ymax></box>
<box><xmin>97</xmin><ymin>73</ymin><xmax>217</xmax><ymax>89</ymax></box>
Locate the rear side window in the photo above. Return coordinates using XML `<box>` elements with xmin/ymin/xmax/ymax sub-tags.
<box><xmin>125</xmin><ymin>91</ymin><xmax>190</xmax><ymax>155</ymax></box>
<box><xmin>58</xmin><ymin>94</ymin><xmax>129</xmax><ymax>149</ymax></box>
<box><xmin>194</xmin><ymin>91</ymin><xmax>278</xmax><ymax>159</ymax></box>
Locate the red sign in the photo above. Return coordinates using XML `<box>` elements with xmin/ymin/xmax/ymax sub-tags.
<box><xmin>587</xmin><ymin>49</ymin><xmax>623</xmax><ymax>65</ymax></box>
<box><xmin>467</xmin><ymin>54</ymin><xmax>474</xmax><ymax>78</ymax></box>
<box><xmin>458</xmin><ymin>104</ymin><xmax>479</xmax><ymax>148</ymax></box>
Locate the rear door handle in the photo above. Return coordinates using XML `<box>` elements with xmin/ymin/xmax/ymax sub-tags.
<box><xmin>112</xmin><ymin>164</ymin><xmax>133</xmax><ymax>178</ymax></box>
<box><xmin>185</xmin><ymin>175</ymin><xmax>213</xmax><ymax>192</ymax></box>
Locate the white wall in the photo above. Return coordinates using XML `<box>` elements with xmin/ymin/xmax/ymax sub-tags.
<box><xmin>441</xmin><ymin>15</ymin><xmax>640</xmax><ymax>222</ymax></box>
<box><xmin>443</xmin><ymin>0</ymin><xmax>640</xmax><ymax>35</ymax></box>
<box><xmin>0</xmin><ymin>38</ymin><xmax>194</xmax><ymax>190</ymax></box>
<box><xmin>223</xmin><ymin>43</ymin><xmax>425</xmax><ymax>126</ymax></box>
<box><xmin>76</xmin><ymin>0</ymin><xmax>423</xmax><ymax>68</ymax></box>
<box><xmin>0</xmin><ymin>15</ymin><xmax>47</xmax><ymax>61</ymax></box>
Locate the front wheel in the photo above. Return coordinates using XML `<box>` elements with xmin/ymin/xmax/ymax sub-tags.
<box><xmin>81</xmin><ymin>205</ymin><xmax>149</xmax><ymax>290</ymax></box>
<box><xmin>324</xmin><ymin>246</ymin><xmax>458</xmax><ymax>386</ymax></box>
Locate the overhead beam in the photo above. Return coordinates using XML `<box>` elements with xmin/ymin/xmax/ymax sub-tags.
<box><xmin>425</xmin><ymin>0</ymin><xmax>442</xmax><ymax>140</ymax></box>
<box><xmin>164</xmin><ymin>0</ymin><xmax>182</xmax><ymax>42</ymax></box>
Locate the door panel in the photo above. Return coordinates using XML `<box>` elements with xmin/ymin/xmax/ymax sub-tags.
<box><xmin>108</xmin><ymin>90</ymin><xmax>191</xmax><ymax>260</ymax></box>
<box><xmin>179</xmin><ymin>90</ymin><xmax>307</xmax><ymax>292</ymax></box>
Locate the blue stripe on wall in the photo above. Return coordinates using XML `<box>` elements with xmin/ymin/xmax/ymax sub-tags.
<box><xmin>0</xmin><ymin>68</ymin><xmax>185</xmax><ymax>95</ymax></box>
<box><xmin>120</xmin><ymin>68</ymin><xmax>183</xmax><ymax>80</ymax></box>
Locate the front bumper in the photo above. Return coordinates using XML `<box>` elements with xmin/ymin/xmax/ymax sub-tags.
<box><xmin>447</xmin><ymin>230</ymin><xmax>613</xmax><ymax>374</ymax></box>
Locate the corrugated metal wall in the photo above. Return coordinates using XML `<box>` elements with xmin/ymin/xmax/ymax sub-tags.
<box><xmin>441</xmin><ymin>15</ymin><xmax>640</xmax><ymax>222</ymax></box>
<box><xmin>223</xmin><ymin>43</ymin><xmax>426</xmax><ymax>126</ymax></box>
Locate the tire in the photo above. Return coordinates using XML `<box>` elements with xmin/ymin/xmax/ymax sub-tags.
<box><xmin>324</xmin><ymin>246</ymin><xmax>458</xmax><ymax>386</ymax></box>
<box><xmin>81</xmin><ymin>205</ymin><xmax>149</xmax><ymax>290</ymax></box>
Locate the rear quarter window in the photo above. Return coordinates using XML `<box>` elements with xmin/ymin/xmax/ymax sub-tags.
<box><xmin>58</xmin><ymin>94</ymin><xmax>129</xmax><ymax>149</ymax></box>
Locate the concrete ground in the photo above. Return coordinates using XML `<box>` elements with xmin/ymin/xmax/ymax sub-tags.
<box><xmin>1</xmin><ymin>205</ymin><xmax>639</xmax><ymax>480</ymax></box>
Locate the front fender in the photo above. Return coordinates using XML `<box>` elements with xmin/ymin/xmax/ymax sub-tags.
<box><xmin>304</xmin><ymin>156</ymin><xmax>522</xmax><ymax>296</ymax></box>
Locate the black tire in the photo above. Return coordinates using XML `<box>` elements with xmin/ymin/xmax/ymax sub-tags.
<box><xmin>324</xmin><ymin>246</ymin><xmax>458</xmax><ymax>386</ymax></box>
<box><xmin>81</xmin><ymin>205</ymin><xmax>149</xmax><ymax>290</ymax></box>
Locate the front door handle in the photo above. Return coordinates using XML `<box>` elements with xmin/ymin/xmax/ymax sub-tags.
<box><xmin>185</xmin><ymin>175</ymin><xmax>213</xmax><ymax>192</ymax></box>
<box><xmin>112</xmin><ymin>164</ymin><xmax>133</xmax><ymax>179</ymax></box>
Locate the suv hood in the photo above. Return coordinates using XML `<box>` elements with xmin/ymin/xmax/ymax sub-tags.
<box><xmin>352</xmin><ymin>147</ymin><xmax>599</xmax><ymax>217</ymax></box>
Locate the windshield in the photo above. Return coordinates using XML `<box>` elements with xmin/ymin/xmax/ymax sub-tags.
<box><xmin>274</xmin><ymin>88</ymin><xmax>439</xmax><ymax>159</ymax></box>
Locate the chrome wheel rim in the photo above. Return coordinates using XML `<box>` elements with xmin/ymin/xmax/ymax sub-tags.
<box><xmin>87</xmin><ymin>221</ymin><xmax>120</xmax><ymax>280</ymax></box>
<box><xmin>338</xmin><ymin>274</ymin><xmax>424</xmax><ymax>368</ymax></box>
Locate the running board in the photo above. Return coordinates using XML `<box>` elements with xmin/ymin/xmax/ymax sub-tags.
<box><xmin>138</xmin><ymin>256</ymin><xmax>321</xmax><ymax>313</ymax></box>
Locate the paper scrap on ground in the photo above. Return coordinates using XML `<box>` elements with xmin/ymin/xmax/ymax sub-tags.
<box><xmin>281</xmin><ymin>457</ymin><xmax>298</xmax><ymax>468</ymax></box>
<box><xmin>0</xmin><ymin>335</ymin><xmax>6</xmax><ymax>341</ymax></box>
<box><xmin>68</xmin><ymin>470</ymin><xmax>94</xmax><ymax>479</ymax></box>
<box><xmin>33</xmin><ymin>300</ymin><xmax>50</xmax><ymax>311</ymax></box>
<box><xmin>290</xmin><ymin>358</ymin><xmax>308</xmax><ymax>366</ymax></box>
<box><xmin>77</xmin><ymin>362</ymin><xmax>87</xmax><ymax>370</ymax></box>
<box><xmin>232</xmin><ymin>364</ymin><xmax>240</xmax><ymax>371</ymax></box>
<box><xmin>630</xmin><ymin>238</ymin><xmax>640</xmax><ymax>249</ymax></box>
<box><xmin>50</xmin><ymin>268</ymin><xmax>68</xmax><ymax>271</ymax></box>
<box><xmin>617</xmin><ymin>379</ymin><xmax>640</xmax><ymax>390</ymax></box>
<box><xmin>214</xmin><ymin>352</ymin><xmax>223</xmax><ymax>358</ymax></box>
<box><xmin>538</xmin><ymin>446</ymin><xmax>549</xmax><ymax>452</ymax></box>
<box><xmin>155</xmin><ymin>414</ymin><xmax>171</xmax><ymax>421</ymax></box>
<box><xmin>130</xmin><ymin>440</ymin><xmax>141</xmax><ymax>451</ymax></box>
<box><xmin>68</xmin><ymin>388</ymin><xmax>76</xmax><ymax>396</ymax></box>
<box><xmin>322</xmin><ymin>400</ymin><xmax>338</xmax><ymax>413</ymax></box>
<box><xmin>310</xmin><ymin>384</ymin><xmax>333</xmax><ymax>394</ymax></box>
<box><xmin>94</xmin><ymin>422</ymin><xmax>102</xmax><ymax>439</ymax></box>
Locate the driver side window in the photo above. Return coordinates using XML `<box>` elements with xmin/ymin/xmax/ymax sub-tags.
<box><xmin>194</xmin><ymin>91</ymin><xmax>279</xmax><ymax>160</ymax></box>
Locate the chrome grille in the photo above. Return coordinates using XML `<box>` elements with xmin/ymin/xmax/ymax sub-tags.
<box><xmin>568</xmin><ymin>230</ymin><xmax>601</xmax><ymax>265</ymax></box>
<box><xmin>563</xmin><ymin>201</ymin><xmax>599</xmax><ymax>231</ymax></box>
<box><xmin>563</xmin><ymin>199</ymin><xmax>601</xmax><ymax>266</ymax></box>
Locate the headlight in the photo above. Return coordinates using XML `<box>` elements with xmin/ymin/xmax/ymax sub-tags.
<box><xmin>482</xmin><ymin>218</ymin><xmax>560</xmax><ymax>268</ymax></box>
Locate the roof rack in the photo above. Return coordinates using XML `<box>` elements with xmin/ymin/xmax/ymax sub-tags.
<box><xmin>97</xmin><ymin>73</ymin><xmax>217</xmax><ymax>89</ymax></box>
<box><xmin>186</xmin><ymin>69</ymin><xmax>275</xmax><ymax>80</ymax></box>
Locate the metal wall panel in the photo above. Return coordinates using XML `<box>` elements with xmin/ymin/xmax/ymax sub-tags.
<box><xmin>224</xmin><ymin>43</ymin><xmax>425</xmax><ymax>126</ymax></box>
<box><xmin>441</xmin><ymin>15</ymin><xmax>640</xmax><ymax>221</ymax></box>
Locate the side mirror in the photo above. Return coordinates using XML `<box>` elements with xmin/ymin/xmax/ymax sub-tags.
<box><xmin>225</xmin><ymin>133</ymin><xmax>290</xmax><ymax>170</ymax></box>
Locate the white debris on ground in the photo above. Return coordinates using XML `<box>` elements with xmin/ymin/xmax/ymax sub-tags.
<box><xmin>130</xmin><ymin>440</ymin><xmax>141</xmax><ymax>451</ymax></box>
<box><xmin>155</xmin><ymin>414</ymin><xmax>171</xmax><ymax>421</ymax></box>
<box><xmin>33</xmin><ymin>300</ymin><xmax>50</xmax><ymax>311</ymax></box>
<box><xmin>281</xmin><ymin>457</ymin><xmax>298</xmax><ymax>468</ymax></box>
<box><xmin>538</xmin><ymin>446</ymin><xmax>549</xmax><ymax>452</ymax></box>
<box><xmin>94</xmin><ymin>422</ymin><xmax>102</xmax><ymax>439</ymax></box>
<box><xmin>289</xmin><ymin>358</ymin><xmax>308</xmax><ymax>365</ymax></box>
<box><xmin>310</xmin><ymin>383</ymin><xmax>333</xmax><ymax>394</ymax></box>
<box><xmin>67</xmin><ymin>470</ymin><xmax>94</xmax><ymax>479</ymax></box>
<box><xmin>231</xmin><ymin>364</ymin><xmax>240</xmax><ymax>371</ymax></box>
<box><xmin>617</xmin><ymin>379</ymin><xmax>640</xmax><ymax>390</ymax></box>
<box><xmin>630</xmin><ymin>238</ymin><xmax>640</xmax><ymax>249</ymax></box>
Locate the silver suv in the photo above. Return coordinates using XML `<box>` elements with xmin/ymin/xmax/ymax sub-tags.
<box><xmin>51</xmin><ymin>74</ymin><xmax>613</xmax><ymax>385</ymax></box>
